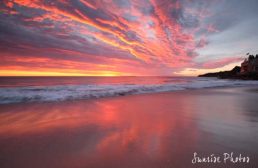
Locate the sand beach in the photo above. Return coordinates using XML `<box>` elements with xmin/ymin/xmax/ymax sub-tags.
<box><xmin>0</xmin><ymin>87</ymin><xmax>258</xmax><ymax>168</ymax></box>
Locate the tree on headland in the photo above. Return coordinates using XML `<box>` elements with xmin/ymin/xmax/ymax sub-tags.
<box><xmin>248</xmin><ymin>55</ymin><xmax>255</xmax><ymax>60</ymax></box>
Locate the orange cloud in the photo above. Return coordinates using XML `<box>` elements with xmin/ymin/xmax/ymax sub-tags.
<box><xmin>0</xmin><ymin>0</ymin><xmax>220</xmax><ymax>76</ymax></box>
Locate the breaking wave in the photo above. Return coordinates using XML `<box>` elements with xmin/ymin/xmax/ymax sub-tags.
<box><xmin>1</xmin><ymin>78</ymin><xmax>258</xmax><ymax>104</ymax></box>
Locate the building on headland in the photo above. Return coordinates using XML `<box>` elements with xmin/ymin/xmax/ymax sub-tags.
<box><xmin>240</xmin><ymin>54</ymin><xmax>258</xmax><ymax>74</ymax></box>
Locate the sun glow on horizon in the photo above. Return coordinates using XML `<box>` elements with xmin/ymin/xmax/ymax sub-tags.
<box><xmin>0</xmin><ymin>61</ymin><xmax>244</xmax><ymax>77</ymax></box>
<box><xmin>0</xmin><ymin>70</ymin><xmax>133</xmax><ymax>77</ymax></box>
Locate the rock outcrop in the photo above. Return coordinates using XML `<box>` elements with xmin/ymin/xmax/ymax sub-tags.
<box><xmin>198</xmin><ymin>66</ymin><xmax>258</xmax><ymax>80</ymax></box>
<box><xmin>199</xmin><ymin>54</ymin><xmax>258</xmax><ymax>80</ymax></box>
<box><xmin>198</xmin><ymin>66</ymin><xmax>240</xmax><ymax>78</ymax></box>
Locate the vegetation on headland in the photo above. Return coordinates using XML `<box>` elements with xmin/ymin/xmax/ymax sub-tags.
<box><xmin>198</xmin><ymin>54</ymin><xmax>258</xmax><ymax>80</ymax></box>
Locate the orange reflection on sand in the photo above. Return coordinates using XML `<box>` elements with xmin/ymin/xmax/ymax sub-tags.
<box><xmin>0</xmin><ymin>88</ymin><xmax>258</xmax><ymax>168</ymax></box>
<box><xmin>0</xmin><ymin>102</ymin><xmax>116</xmax><ymax>135</ymax></box>
<box><xmin>0</xmin><ymin>92</ymin><xmax>199</xmax><ymax>159</ymax></box>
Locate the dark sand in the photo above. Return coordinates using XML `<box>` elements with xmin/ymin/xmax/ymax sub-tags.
<box><xmin>0</xmin><ymin>87</ymin><xmax>258</xmax><ymax>168</ymax></box>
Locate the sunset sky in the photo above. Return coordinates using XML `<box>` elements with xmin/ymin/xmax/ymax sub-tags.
<box><xmin>0</xmin><ymin>0</ymin><xmax>258</xmax><ymax>76</ymax></box>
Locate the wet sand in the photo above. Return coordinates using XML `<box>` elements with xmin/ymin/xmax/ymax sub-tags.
<box><xmin>0</xmin><ymin>87</ymin><xmax>258</xmax><ymax>168</ymax></box>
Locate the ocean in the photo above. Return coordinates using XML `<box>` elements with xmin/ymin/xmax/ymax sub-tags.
<box><xmin>1</xmin><ymin>76</ymin><xmax>258</xmax><ymax>104</ymax></box>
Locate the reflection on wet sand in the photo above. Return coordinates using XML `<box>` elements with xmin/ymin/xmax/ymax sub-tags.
<box><xmin>0</xmin><ymin>87</ymin><xmax>258</xmax><ymax>168</ymax></box>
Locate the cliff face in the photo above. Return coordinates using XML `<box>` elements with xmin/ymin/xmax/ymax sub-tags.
<box><xmin>198</xmin><ymin>66</ymin><xmax>258</xmax><ymax>80</ymax></box>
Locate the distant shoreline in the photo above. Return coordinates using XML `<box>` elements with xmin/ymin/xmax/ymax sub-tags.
<box><xmin>198</xmin><ymin>66</ymin><xmax>258</xmax><ymax>80</ymax></box>
<box><xmin>199</xmin><ymin>55</ymin><xmax>258</xmax><ymax>80</ymax></box>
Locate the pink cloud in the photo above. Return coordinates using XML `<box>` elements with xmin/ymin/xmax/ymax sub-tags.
<box><xmin>201</xmin><ymin>56</ymin><xmax>243</xmax><ymax>69</ymax></box>
<box><xmin>0</xmin><ymin>0</ymin><xmax>221</xmax><ymax>75</ymax></box>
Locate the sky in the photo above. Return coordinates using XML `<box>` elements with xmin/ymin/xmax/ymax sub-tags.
<box><xmin>0</xmin><ymin>0</ymin><xmax>258</xmax><ymax>76</ymax></box>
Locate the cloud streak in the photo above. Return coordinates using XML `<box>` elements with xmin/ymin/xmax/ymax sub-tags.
<box><xmin>0</xmin><ymin>0</ymin><xmax>255</xmax><ymax>76</ymax></box>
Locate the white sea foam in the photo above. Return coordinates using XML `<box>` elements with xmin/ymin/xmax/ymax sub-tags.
<box><xmin>0</xmin><ymin>78</ymin><xmax>258</xmax><ymax>104</ymax></box>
